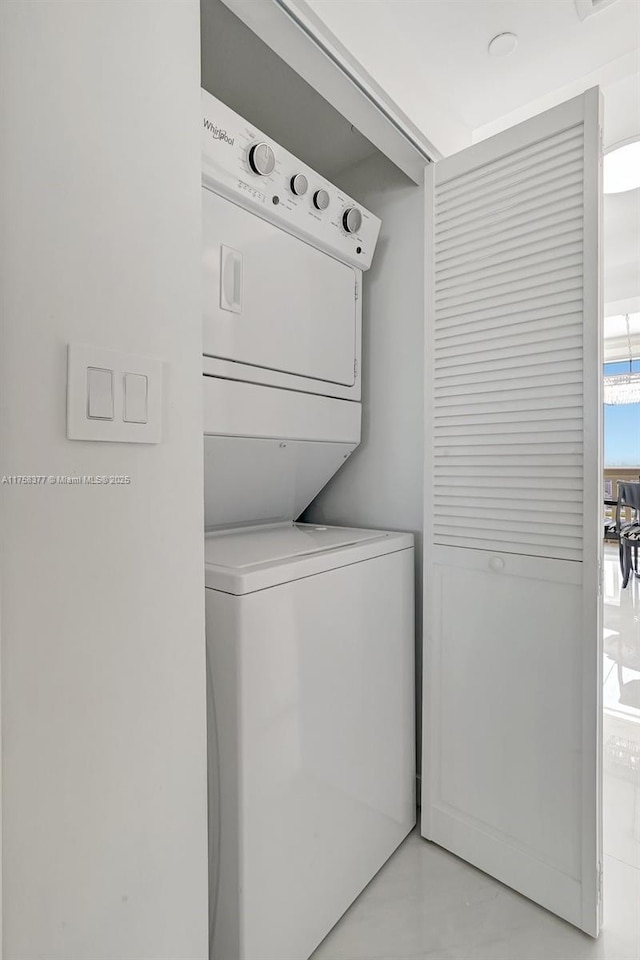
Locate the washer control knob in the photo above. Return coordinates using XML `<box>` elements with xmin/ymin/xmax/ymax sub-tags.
<box><xmin>343</xmin><ymin>207</ymin><xmax>363</xmax><ymax>234</ymax></box>
<box><xmin>290</xmin><ymin>174</ymin><xmax>308</xmax><ymax>196</ymax></box>
<box><xmin>313</xmin><ymin>188</ymin><xmax>330</xmax><ymax>211</ymax></box>
<box><xmin>248</xmin><ymin>142</ymin><xmax>275</xmax><ymax>176</ymax></box>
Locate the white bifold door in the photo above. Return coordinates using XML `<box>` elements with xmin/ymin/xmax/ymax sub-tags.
<box><xmin>422</xmin><ymin>89</ymin><xmax>603</xmax><ymax>936</ymax></box>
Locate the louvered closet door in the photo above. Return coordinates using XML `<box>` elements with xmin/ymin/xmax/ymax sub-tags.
<box><xmin>422</xmin><ymin>89</ymin><xmax>603</xmax><ymax>936</ymax></box>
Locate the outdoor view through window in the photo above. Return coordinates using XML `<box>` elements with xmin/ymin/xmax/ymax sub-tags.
<box><xmin>604</xmin><ymin>358</ymin><xmax>640</xmax><ymax>466</ymax></box>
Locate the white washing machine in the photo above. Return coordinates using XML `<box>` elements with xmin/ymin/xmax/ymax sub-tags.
<box><xmin>205</xmin><ymin>522</ymin><xmax>415</xmax><ymax>960</ymax></box>
<box><xmin>201</xmin><ymin>90</ymin><xmax>415</xmax><ymax>960</ymax></box>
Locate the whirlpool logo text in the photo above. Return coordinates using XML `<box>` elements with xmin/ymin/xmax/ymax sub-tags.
<box><xmin>203</xmin><ymin>118</ymin><xmax>235</xmax><ymax>146</ymax></box>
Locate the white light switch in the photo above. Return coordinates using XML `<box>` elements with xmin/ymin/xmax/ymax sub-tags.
<box><xmin>67</xmin><ymin>344</ymin><xmax>162</xmax><ymax>443</ymax></box>
<box><xmin>123</xmin><ymin>373</ymin><xmax>148</xmax><ymax>423</ymax></box>
<box><xmin>87</xmin><ymin>367</ymin><xmax>114</xmax><ymax>420</ymax></box>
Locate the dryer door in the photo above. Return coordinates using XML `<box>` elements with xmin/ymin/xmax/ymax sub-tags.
<box><xmin>203</xmin><ymin>189</ymin><xmax>357</xmax><ymax>387</ymax></box>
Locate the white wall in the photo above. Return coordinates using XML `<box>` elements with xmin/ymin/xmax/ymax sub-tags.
<box><xmin>0</xmin><ymin>3</ymin><xmax>207</xmax><ymax>958</ymax></box>
<box><xmin>304</xmin><ymin>152</ymin><xmax>426</xmax><ymax>776</ymax></box>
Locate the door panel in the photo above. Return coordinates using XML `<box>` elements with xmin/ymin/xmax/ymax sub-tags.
<box><xmin>423</xmin><ymin>89</ymin><xmax>603</xmax><ymax>936</ymax></box>
<box><xmin>433</xmin><ymin>550</ymin><xmax>583</xmax><ymax>914</ymax></box>
<box><xmin>202</xmin><ymin>189</ymin><xmax>357</xmax><ymax>386</ymax></box>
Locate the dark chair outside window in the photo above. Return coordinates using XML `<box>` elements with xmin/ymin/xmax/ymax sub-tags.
<box><xmin>616</xmin><ymin>481</ymin><xmax>640</xmax><ymax>588</ymax></box>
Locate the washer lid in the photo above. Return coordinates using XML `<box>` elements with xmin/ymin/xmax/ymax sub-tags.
<box><xmin>204</xmin><ymin>522</ymin><xmax>413</xmax><ymax>595</ymax></box>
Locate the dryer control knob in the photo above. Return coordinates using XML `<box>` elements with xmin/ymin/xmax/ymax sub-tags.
<box><xmin>313</xmin><ymin>188</ymin><xmax>330</xmax><ymax>211</ymax></box>
<box><xmin>248</xmin><ymin>142</ymin><xmax>276</xmax><ymax>176</ymax></box>
<box><xmin>343</xmin><ymin>207</ymin><xmax>363</xmax><ymax>234</ymax></box>
<box><xmin>290</xmin><ymin>174</ymin><xmax>308</xmax><ymax>196</ymax></box>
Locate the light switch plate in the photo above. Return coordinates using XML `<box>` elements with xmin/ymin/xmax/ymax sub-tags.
<box><xmin>67</xmin><ymin>344</ymin><xmax>162</xmax><ymax>443</ymax></box>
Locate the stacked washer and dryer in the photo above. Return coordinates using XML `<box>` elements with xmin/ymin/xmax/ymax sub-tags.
<box><xmin>201</xmin><ymin>89</ymin><xmax>415</xmax><ymax>960</ymax></box>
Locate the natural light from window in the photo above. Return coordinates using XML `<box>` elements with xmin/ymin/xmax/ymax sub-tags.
<box><xmin>604</xmin><ymin>358</ymin><xmax>640</xmax><ymax>466</ymax></box>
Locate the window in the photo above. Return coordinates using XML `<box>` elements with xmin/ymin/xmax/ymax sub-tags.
<box><xmin>604</xmin><ymin>360</ymin><xmax>640</xmax><ymax>467</ymax></box>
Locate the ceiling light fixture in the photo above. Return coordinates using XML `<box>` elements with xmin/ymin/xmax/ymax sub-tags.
<box><xmin>488</xmin><ymin>33</ymin><xmax>518</xmax><ymax>57</ymax></box>
<box><xmin>604</xmin><ymin>315</ymin><xmax>640</xmax><ymax>405</ymax></box>
<box><xmin>603</xmin><ymin>138</ymin><xmax>640</xmax><ymax>194</ymax></box>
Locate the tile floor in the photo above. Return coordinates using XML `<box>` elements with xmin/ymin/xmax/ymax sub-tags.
<box><xmin>312</xmin><ymin>545</ymin><xmax>640</xmax><ymax>960</ymax></box>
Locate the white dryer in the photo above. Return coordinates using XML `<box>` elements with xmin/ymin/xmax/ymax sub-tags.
<box><xmin>205</xmin><ymin>522</ymin><xmax>415</xmax><ymax>960</ymax></box>
<box><xmin>201</xmin><ymin>88</ymin><xmax>380</xmax><ymax>403</ymax></box>
<box><xmin>201</xmin><ymin>89</ymin><xmax>415</xmax><ymax>960</ymax></box>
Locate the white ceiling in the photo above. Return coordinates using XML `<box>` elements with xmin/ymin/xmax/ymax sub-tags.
<box><xmin>305</xmin><ymin>0</ymin><xmax>640</xmax><ymax>150</ymax></box>
<box><xmin>603</xmin><ymin>312</ymin><xmax>640</xmax><ymax>361</ymax></box>
<box><xmin>604</xmin><ymin>313</ymin><xmax>640</xmax><ymax>338</ymax></box>
<box><xmin>305</xmin><ymin>0</ymin><xmax>640</xmax><ymax>324</ymax></box>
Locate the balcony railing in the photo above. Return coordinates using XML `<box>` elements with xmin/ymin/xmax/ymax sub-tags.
<box><xmin>604</xmin><ymin>468</ymin><xmax>640</xmax><ymax>535</ymax></box>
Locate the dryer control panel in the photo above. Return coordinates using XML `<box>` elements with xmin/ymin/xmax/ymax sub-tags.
<box><xmin>202</xmin><ymin>89</ymin><xmax>381</xmax><ymax>270</ymax></box>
